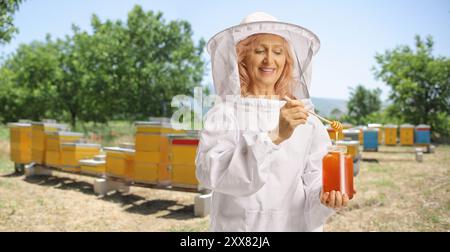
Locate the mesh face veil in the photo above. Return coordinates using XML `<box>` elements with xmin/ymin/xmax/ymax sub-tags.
<box><xmin>207</xmin><ymin>12</ymin><xmax>320</xmax><ymax>100</ymax></box>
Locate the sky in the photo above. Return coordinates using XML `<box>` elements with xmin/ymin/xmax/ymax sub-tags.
<box><xmin>1</xmin><ymin>0</ymin><xmax>449</xmax><ymax>101</ymax></box>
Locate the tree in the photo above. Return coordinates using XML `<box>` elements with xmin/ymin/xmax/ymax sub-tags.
<box><xmin>0</xmin><ymin>37</ymin><xmax>61</xmax><ymax>122</ymax></box>
<box><xmin>330</xmin><ymin>108</ymin><xmax>343</xmax><ymax>120</ymax></box>
<box><xmin>122</xmin><ymin>6</ymin><xmax>205</xmax><ymax>119</ymax></box>
<box><xmin>374</xmin><ymin>35</ymin><xmax>450</xmax><ymax>140</ymax></box>
<box><xmin>344</xmin><ymin>85</ymin><xmax>382</xmax><ymax>125</ymax></box>
<box><xmin>0</xmin><ymin>5</ymin><xmax>206</xmax><ymax>128</ymax></box>
<box><xmin>0</xmin><ymin>0</ymin><xmax>24</xmax><ymax>44</ymax></box>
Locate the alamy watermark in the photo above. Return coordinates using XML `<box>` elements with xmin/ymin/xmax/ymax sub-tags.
<box><xmin>170</xmin><ymin>86</ymin><xmax>283</xmax><ymax>132</ymax></box>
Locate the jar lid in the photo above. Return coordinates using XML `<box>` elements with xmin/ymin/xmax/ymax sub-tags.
<box><xmin>327</xmin><ymin>145</ymin><xmax>347</xmax><ymax>153</ymax></box>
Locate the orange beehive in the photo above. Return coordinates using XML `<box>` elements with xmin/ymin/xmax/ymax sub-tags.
<box><xmin>169</xmin><ymin>137</ymin><xmax>199</xmax><ymax>189</ymax></box>
<box><xmin>60</xmin><ymin>143</ymin><xmax>101</xmax><ymax>172</ymax></box>
<box><xmin>8</xmin><ymin>122</ymin><xmax>32</xmax><ymax>164</ymax></box>
<box><xmin>105</xmin><ymin>147</ymin><xmax>135</xmax><ymax>180</ymax></box>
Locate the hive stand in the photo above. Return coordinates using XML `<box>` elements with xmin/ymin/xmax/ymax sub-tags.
<box><xmin>415</xmin><ymin>148</ymin><xmax>424</xmax><ymax>162</ymax></box>
<box><xmin>194</xmin><ymin>185</ymin><xmax>212</xmax><ymax>217</ymax></box>
<box><xmin>93</xmin><ymin>177</ymin><xmax>130</xmax><ymax>196</ymax></box>
<box><xmin>24</xmin><ymin>164</ymin><xmax>53</xmax><ymax>178</ymax></box>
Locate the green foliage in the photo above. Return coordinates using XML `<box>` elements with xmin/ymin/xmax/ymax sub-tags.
<box><xmin>0</xmin><ymin>38</ymin><xmax>60</xmax><ymax>122</ymax></box>
<box><xmin>329</xmin><ymin>108</ymin><xmax>343</xmax><ymax>120</ymax></box>
<box><xmin>342</xmin><ymin>85</ymin><xmax>382</xmax><ymax>125</ymax></box>
<box><xmin>0</xmin><ymin>0</ymin><xmax>23</xmax><ymax>44</ymax></box>
<box><xmin>374</xmin><ymin>35</ymin><xmax>450</xmax><ymax>140</ymax></box>
<box><xmin>0</xmin><ymin>5</ymin><xmax>206</xmax><ymax>127</ymax></box>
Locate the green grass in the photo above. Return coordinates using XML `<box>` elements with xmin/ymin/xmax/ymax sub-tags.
<box><xmin>0</xmin><ymin>158</ymin><xmax>13</xmax><ymax>175</ymax></box>
<box><xmin>371</xmin><ymin>178</ymin><xmax>399</xmax><ymax>189</ymax></box>
<box><xmin>167</xmin><ymin>219</ymin><xmax>209</xmax><ymax>232</ymax></box>
<box><xmin>364</xmin><ymin>193</ymin><xmax>386</xmax><ymax>207</ymax></box>
<box><xmin>0</xmin><ymin>179</ymin><xmax>16</xmax><ymax>189</ymax></box>
<box><xmin>366</xmin><ymin>164</ymin><xmax>389</xmax><ymax>173</ymax></box>
<box><xmin>0</xmin><ymin>124</ymin><xmax>9</xmax><ymax>141</ymax></box>
<box><xmin>73</xmin><ymin>120</ymin><xmax>136</xmax><ymax>146</ymax></box>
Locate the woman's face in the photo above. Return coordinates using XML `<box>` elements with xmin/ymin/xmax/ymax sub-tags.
<box><xmin>244</xmin><ymin>34</ymin><xmax>287</xmax><ymax>92</ymax></box>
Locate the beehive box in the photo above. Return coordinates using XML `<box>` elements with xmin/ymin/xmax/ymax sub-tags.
<box><xmin>80</xmin><ymin>159</ymin><xmax>106</xmax><ymax>175</ymax></box>
<box><xmin>133</xmin><ymin>121</ymin><xmax>185</xmax><ymax>185</ymax></box>
<box><xmin>400</xmin><ymin>124</ymin><xmax>415</xmax><ymax>146</ymax></box>
<box><xmin>133</xmin><ymin>145</ymin><xmax>171</xmax><ymax>185</ymax></box>
<box><xmin>343</xmin><ymin>129</ymin><xmax>360</xmax><ymax>141</ymax></box>
<box><xmin>415</xmin><ymin>124</ymin><xmax>431</xmax><ymax>145</ymax></box>
<box><xmin>336</xmin><ymin>140</ymin><xmax>361</xmax><ymax>161</ymax></box>
<box><xmin>60</xmin><ymin>143</ymin><xmax>101</xmax><ymax>172</ymax></box>
<box><xmin>44</xmin><ymin>131</ymin><xmax>83</xmax><ymax>168</ymax></box>
<box><xmin>384</xmin><ymin>124</ymin><xmax>398</xmax><ymax>146</ymax></box>
<box><xmin>8</xmin><ymin>122</ymin><xmax>32</xmax><ymax>164</ymax></box>
<box><xmin>363</xmin><ymin>128</ymin><xmax>378</xmax><ymax>151</ymax></box>
<box><xmin>135</xmin><ymin>121</ymin><xmax>185</xmax><ymax>134</ymax></box>
<box><xmin>368</xmin><ymin>123</ymin><xmax>383</xmax><ymax>144</ymax></box>
<box><xmin>169</xmin><ymin>138</ymin><xmax>199</xmax><ymax>189</ymax></box>
<box><xmin>105</xmin><ymin>147</ymin><xmax>135</xmax><ymax>180</ymax></box>
<box><xmin>31</xmin><ymin>122</ymin><xmax>68</xmax><ymax>164</ymax></box>
<box><xmin>355</xmin><ymin>126</ymin><xmax>366</xmax><ymax>145</ymax></box>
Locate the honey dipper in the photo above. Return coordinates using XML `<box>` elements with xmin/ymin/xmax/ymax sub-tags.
<box><xmin>283</xmin><ymin>96</ymin><xmax>343</xmax><ymax>131</ymax></box>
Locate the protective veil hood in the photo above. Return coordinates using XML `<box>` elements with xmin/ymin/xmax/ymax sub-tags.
<box><xmin>207</xmin><ymin>12</ymin><xmax>320</xmax><ymax>100</ymax></box>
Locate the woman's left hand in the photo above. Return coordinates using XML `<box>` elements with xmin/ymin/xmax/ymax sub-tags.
<box><xmin>320</xmin><ymin>188</ymin><xmax>355</xmax><ymax>210</ymax></box>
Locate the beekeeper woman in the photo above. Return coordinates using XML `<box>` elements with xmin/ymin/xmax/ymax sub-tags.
<box><xmin>196</xmin><ymin>12</ymin><xmax>350</xmax><ymax>232</ymax></box>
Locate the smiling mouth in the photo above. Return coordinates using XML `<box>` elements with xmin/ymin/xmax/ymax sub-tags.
<box><xmin>259</xmin><ymin>67</ymin><xmax>276</xmax><ymax>74</ymax></box>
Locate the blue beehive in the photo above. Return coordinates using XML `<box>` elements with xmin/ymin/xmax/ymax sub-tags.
<box><xmin>363</xmin><ymin>128</ymin><xmax>378</xmax><ymax>151</ymax></box>
<box><xmin>414</xmin><ymin>124</ymin><xmax>431</xmax><ymax>144</ymax></box>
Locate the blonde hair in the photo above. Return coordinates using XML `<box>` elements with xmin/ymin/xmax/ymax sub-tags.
<box><xmin>236</xmin><ymin>33</ymin><xmax>295</xmax><ymax>98</ymax></box>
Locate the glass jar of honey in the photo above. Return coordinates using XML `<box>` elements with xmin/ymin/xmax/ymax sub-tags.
<box><xmin>322</xmin><ymin>145</ymin><xmax>354</xmax><ymax>199</ymax></box>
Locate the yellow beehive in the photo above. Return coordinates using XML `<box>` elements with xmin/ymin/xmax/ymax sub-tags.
<box><xmin>400</xmin><ymin>124</ymin><xmax>415</xmax><ymax>146</ymax></box>
<box><xmin>368</xmin><ymin>123</ymin><xmax>383</xmax><ymax>144</ymax></box>
<box><xmin>133</xmin><ymin>149</ymin><xmax>171</xmax><ymax>184</ymax></box>
<box><xmin>135</xmin><ymin>121</ymin><xmax>185</xmax><ymax>134</ymax></box>
<box><xmin>134</xmin><ymin>162</ymin><xmax>159</xmax><ymax>184</ymax></box>
<box><xmin>105</xmin><ymin>147</ymin><xmax>135</xmax><ymax>180</ymax></box>
<box><xmin>80</xmin><ymin>159</ymin><xmax>106</xmax><ymax>175</ymax></box>
<box><xmin>31</xmin><ymin>122</ymin><xmax>68</xmax><ymax>164</ymax></box>
<box><xmin>8</xmin><ymin>123</ymin><xmax>32</xmax><ymax>164</ymax></box>
<box><xmin>171</xmin><ymin>165</ymin><xmax>198</xmax><ymax>188</ymax></box>
<box><xmin>133</xmin><ymin>121</ymin><xmax>184</xmax><ymax>185</ymax></box>
<box><xmin>169</xmin><ymin>138</ymin><xmax>199</xmax><ymax>188</ymax></box>
<box><xmin>170</xmin><ymin>140</ymin><xmax>198</xmax><ymax>166</ymax></box>
<box><xmin>135</xmin><ymin>133</ymin><xmax>162</xmax><ymax>152</ymax></box>
<box><xmin>60</xmin><ymin>143</ymin><xmax>101</xmax><ymax>172</ymax></box>
<box><xmin>46</xmin><ymin>131</ymin><xmax>83</xmax><ymax>152</ymax></box>
<box><xmin>44</xmin><ymin>131</ymin><xmax>83</xmax><ymax>167</ymax></box>
<box><xmin>384</xmin><ymin>124</ymin><xmax>398</xmax><ymax>146</ymax></box>
<box><xmin>336</xmin><ymin>140</ymin><xmax>361</xmax><ymax>160</ymax></box>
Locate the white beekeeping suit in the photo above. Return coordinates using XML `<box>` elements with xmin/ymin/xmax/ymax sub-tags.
<box><xmin>195</xmin><ymin>12</ymin><xmax>334</xmax><ymax>232</ymax></box>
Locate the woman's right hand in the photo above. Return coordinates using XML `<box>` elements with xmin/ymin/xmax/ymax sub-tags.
<box><xmin>270</xmin><ymin>98</ymin><xmax>309</xmax><ymax>144</ymax></box>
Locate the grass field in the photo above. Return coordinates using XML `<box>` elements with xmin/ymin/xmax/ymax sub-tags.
<box><xmin>0</xmin><ymin>123</ymin><xmax>449</xmax><ymax>231</ymax></box>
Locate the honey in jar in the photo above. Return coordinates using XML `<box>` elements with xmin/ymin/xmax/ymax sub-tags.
<box><xmin>322</xmin><ymin>145</ymin><xmax>354</xmax><ymax>199</ymax></box>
